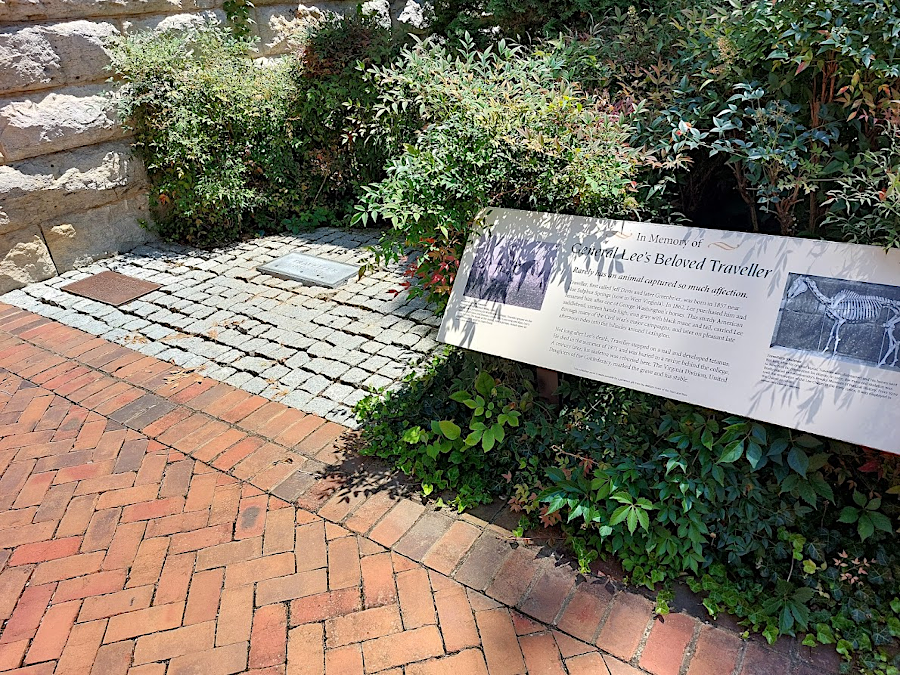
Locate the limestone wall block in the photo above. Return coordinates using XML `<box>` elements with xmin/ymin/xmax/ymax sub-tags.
<box><xmin>0</xmin><ymin>20</ymin><xmax>118</xmax><ymax>96</ymax></box>
<box><xmin>361</xmin><ymin>0</ymin><xmax>390</xmax><ymax>27</ymax></box>
<box><xmin>122</xmin><ymin>9</ymin><xmax>225</xmax><ymax>34</ymax></box>
<box><xmin>392</xmin><ymin>0</ymin><xmax>427</xmax><ymax>30</ymax></box>
<box><xmin>41</xmin><ymin>194</ymin><xmax>154</xmax><ymax>271</ymax></box>
<box><xmin>0</xmin><ymin>84</ymin><xmax>123</xmax><ymax>163</ymax></box>
<box><xmin>0</xmin><ymin>225</ymin><xmax>58</xmax><ymax>294</ymax></box>
<box><xmin>0</xmin><ymin>141</ymin><xmax>147</xmax><ymax>235</ymax></box>
<box><xmin>254</xmin><ymin>4</ymin><xmax>308</xmax><ymax>56</ymax></box>
<box><xmin>0</xmin><ymin>0</ymin><xmax>204</xmax><ymax>23</ymax></box>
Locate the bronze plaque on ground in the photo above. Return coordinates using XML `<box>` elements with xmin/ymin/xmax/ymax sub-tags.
<box><xmin>61</xmin><ymin>271</ymin><xmax>161</xmax><ymax>306</ymax></box>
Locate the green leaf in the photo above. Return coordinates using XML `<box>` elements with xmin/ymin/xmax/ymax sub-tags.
<box><xmin>787</xmin><ymin>447</ymin><xmax>809</xmax><ymax>476</ymax></box>
<box><xmin>449</xmin><ymin>391</ymin><xmax>470</xmax><ymax>403</ymax></box>
<box><xmin>768</xmin><ymin>438</ymin><xmax>789</xmax><ymax>457</ymax></box>
<box><xmin>807</xmin><ymin>453</ymin><xmax>830</xmax><ymax>472</ymax></box>
<box><xmin>626</xmin><ymin>508</ymin><xmax>638</xmax><ymax>534</ymax></box>
<box><xmin>474</xmin><ymin>371</ymin><xmax>494</xmax><ymax>397</ymax></box>
<box><xmin>797</xmin><ymin>481</ymin><xmax>816</xmax><ymax>506</ymax></box>
<box><xmin>636</xmin><ymin>508</ymin><xmax>650</xmax><ymax>531</ymax></box>
<box><xmin>869</xmin><ymin>510</ymin><xmax>892</xmax><ymax>533</ymax></box>
<box><xmin>545</xmin><ymin>467</ymin><xmax>567</xmax><ymax>484</ymax></box>
<box><xmin>816</xmin><ymin>623</ymin><xmax>835</xmax><ymax>644</ymax></box>
<box><xmin>718</xmin><ymin>440</ymin><xmax>743</xmax><ymax>463</ymax></box>
<box><xmin>481</xmin><ymin>427</ymin><xmax>495</xmax><ymax>452</ymax></box>
<box><xmin>464</xmin><ymin>430</ymin><xmax>483</xmax><ymax>446</ymax></box>
<box><xmin>837</xmin><ymin>507</ymin><xmax>859</xmax><ymax>523</ymax></box>
<box><xmin>401</xmin><ymin>426</ymin><xmax>424</xmax><ymax>444</ymax></box>
<box><xmin>746</xmin><ymin>441</ymin><xmax>763</xmax><ymax>469</ymax></box>
<box><xmin>858</xmin><ymin>514</ymin><xmax>875</xmax><ymax>541</ymax></box>
<box><xmin>779</xmin><ymin>605</ymin><xmax>794</xmax><ymax>633</ymax></box>
<box><xmin>751</xmin><ymin>424</ymin><xmax>767</xmax><ymax>444</ymax></box>
<box><xmin>810</xmin><ymin>474</ymin><xmax>834</xmax><ymax>503</ymax></box>
<box><xmin>609</xmin><ymin>505</ymin><xmax>629</xmax><ymax>526</ymax></box>
<box><xmin>794</xmin><ymin>435</ymin><xmax>821</xmax><ymax>448</ymax></box>
<box><xmin>437</xmin><ymin>420</ymin><xmax>461</xmax><ymax>440</ymax></box>
<box><xmin>793</xmin><ymin>587</ymin><xmax>815</xmax><ymax>603</ymax></box>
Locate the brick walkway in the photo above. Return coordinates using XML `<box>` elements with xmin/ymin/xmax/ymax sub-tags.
<box><xmin>1</xmin><ymin>230</ymin><xmax>442</xmax><ymax>429</ymax></box>
<box><xmin>0</xmin><ymin>303</ymin><xmax>839</xmax><ymax>675</ymax></box>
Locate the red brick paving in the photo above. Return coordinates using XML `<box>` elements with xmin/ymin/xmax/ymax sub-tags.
<box><xmin>0</xmin><ymin>303</ymin><xmax>839</xmax><ymax>674</ymax></box>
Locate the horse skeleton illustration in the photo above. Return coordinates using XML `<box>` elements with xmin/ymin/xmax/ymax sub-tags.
<box><xmin>787</xmin><ymin>276</ymin><xmax>900</xmax><ymax>367</ymax></box>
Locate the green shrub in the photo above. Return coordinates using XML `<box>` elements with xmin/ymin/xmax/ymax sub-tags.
<box><xmin>353</xmin><ymin>34</ymin><xmax>644</xmax><ymax>307</ymax></box>
<box><xmin>620</xmin><ymin>0</ymin><xmax>900</xmax><ymax>237</ymax></box>
<box><xmin>428</xmin><ymin>0</ymin><xmax>690</xmax><ymax>42</ymax></box>
<box><xmin>285</xmin><ymin>11</ymin><xmax>412</xmax><ymax>229</ymax></box>
<box><xmin>110</xmin><ymin>14</ymin><xmax>405</xmax><ymax>246</ymax></box>
<box><xmin>356</xmin><ymin>351</ymin><xmax>546</xmax><ymax>509</ymax></box>
<box><xmin>110</xmin><ymin>24</ymin><xmax>303</xmax><ymax>246</ymax></box>
<box><xmin>822</xmin><ymin>124</ymin><xmax>900</xmax><ymax>249</ymax></box>
<box><xmin>356</xmin><ymin>350</ymin><xmax>900</xmax><ymax>673</ymax></box>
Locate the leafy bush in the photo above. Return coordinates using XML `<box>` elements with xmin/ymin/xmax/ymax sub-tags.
<box><xmin>110</xmin><ymin>25</ymin><xmax>303</xmax><ymax>245</ymax></box>
<box><xmin>618</xmin><ymin>0</ymin><xmax>900</xmax><ymax>237</ymax></box>
<box><xmin>356</xmin><ymin>350</ymin><xmax>900</xmax><ymax>673</ymax></box>
<box><xmin>353</xmin><ymin>35</ymin><xmax>643</xmax><ymax>307</ymax></box>
<box><xmin>286</xmin><ymin>11</ymin><xmax>411</xmax><ymax>229</ymax></box>
<box><xmin>110</xmin><ymin>14</ymin><xmax>404</xmax><ymax>246</ymax></box>
<box><xmin>428</xmin><ymin>0</ymin><xmax>688</xmax><ymax>42</ymax></box>
<box><xmin>822</xmin><ymin>124</ymin><xmax>900</xmax><ymax>249</ymax></box>
<box><xmin>356</xmin><ymin>351</ymin><xmax>544</xmax><ymax>509</ymax></box>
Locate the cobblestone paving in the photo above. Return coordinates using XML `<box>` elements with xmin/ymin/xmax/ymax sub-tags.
<box><xmin>0</xmin><ymin>305</ymin><xmax>841</xmax><ymax>675</ymax></box>
<box><xmin>0</xmin><ymin>229</ymin><xmax>442</xmax><ymax>428</ymax></box>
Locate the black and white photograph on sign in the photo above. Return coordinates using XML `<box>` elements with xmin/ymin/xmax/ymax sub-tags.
<box><xmin>463</xmin><ymin>235</ymin><xmax>558</xmax><ymax>310</ymax></box>
<box><xmin>770</xmin><ymin>273</ymin><xmax>900</xmax><ymax>371</ymax></box>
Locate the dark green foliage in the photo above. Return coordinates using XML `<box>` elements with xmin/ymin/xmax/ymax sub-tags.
<box><xmin>223</xmin><ymin>0</ymin><xmax>255</xmax><ymax>40</ymax></box>
<box><xmin>110</xmin><ymin>25</ymin><xmax>302</xmax><ymax>246</ymax></box>
<box><xmin>109</xmin><ymin>13</ymin><xmax>404</xmax><ymax>247</ymax></box>
<box><xmin>429</xmin><ymin>0</ymin><xmax>684</xmax><ymax>42</ymax></box>
<box><xmin>288</xmin><ymin>11</ymin><xmax>412</xmax><ymax>226</ymax></box>
<box><xmin>355</xmin><ymin>351</ymin><xmax>546</xmax><ymax>509</ymax></box>
<box><xmin>356</xmin><ymin>350</ymin><xmax>900</xmax><ymax>673</ymax></box>
<box><xmin>353</xmin><ymin>35</ymin><xmax>643</xmax><ymax>308</ymax></box>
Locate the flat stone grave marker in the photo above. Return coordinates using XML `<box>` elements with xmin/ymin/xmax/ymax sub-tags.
<box><xmin>61</xmin><ymin>271</ymin><xmax>161</xmax><ymax>306</ymax></box>
<box><xmin>257</xmin><ymin>252</ymin><xmax>359</xmax><ymax>288</ymax></box>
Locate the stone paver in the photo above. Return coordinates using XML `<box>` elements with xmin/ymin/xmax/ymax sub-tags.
<box><xmin>0</xmin><ymin>229</ymin><xmax>442</xmax><ymax>429</ymax></box>
<box><xmin>0</xmin><ymin>303</ymin><xmax>840</xmax><ymax>675</ymax></box>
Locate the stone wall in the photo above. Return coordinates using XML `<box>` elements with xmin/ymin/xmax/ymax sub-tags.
<box><xmin>0</xmin><ymin>0</ymin><xmax>426</xmax><ymax>293</ymax></box>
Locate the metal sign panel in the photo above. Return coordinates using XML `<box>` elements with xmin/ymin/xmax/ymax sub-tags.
<box><xmin>439</xmin><ymin>208</ymin><xmax>900</xmax><ymax>454</ymax></box>
<box><xmin>258</xmin><ymin>253</ymin><xmax>358</xmax><ymax>288</ymax></box>
<box><xmin>62</xmin><ymin>271</ymin><xmax>161</xmax><ymax>306</ymax></box>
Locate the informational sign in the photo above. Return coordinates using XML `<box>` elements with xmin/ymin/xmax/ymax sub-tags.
<box><xmin>258</xmin><ymin>253</ymin><xmax>358</xmax><ymax>288</ymax></box>
<box><xmin>438</xmin><ymin>208</ymin><xmax>900</xmax><ymax>454</ymax></box>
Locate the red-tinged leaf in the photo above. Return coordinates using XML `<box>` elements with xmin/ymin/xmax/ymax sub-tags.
<box><xmin>796</xmin><ymin>61</ymin><xmax>809</xmax><ymax>75</ymax></box>
<box><xmin>858</xmin><ymin>460</ymin><xmax>881</xmax><ymax>473</ymax></box>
